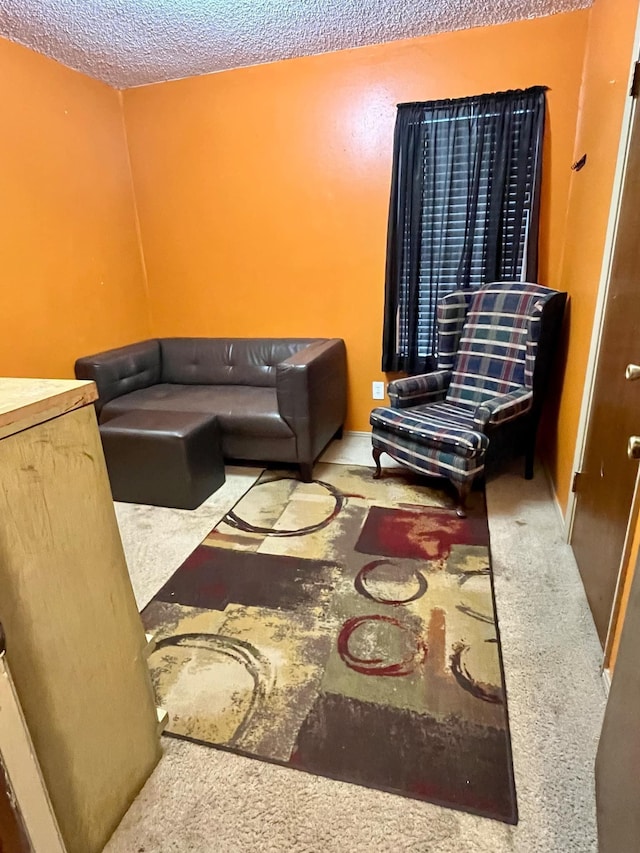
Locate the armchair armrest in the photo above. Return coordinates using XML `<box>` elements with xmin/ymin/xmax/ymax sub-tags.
<box><xmin>276</xmin><ymin>339</ymin><xmax>347</xmax><ymax>463</ymax></box>
<box><xmin>388</xmin><ymin>370</ymin><xmax>451</xmax><ymax>409</ymax></box>
<box><xmin>74</xmin><ymin>340</ymin><xmax>161</xmax><ymax>416</ymax></box>
<box><xmin>473</xmin><ymin>388</ymin><xmax>533</xmax><ymax>429</ymax></box>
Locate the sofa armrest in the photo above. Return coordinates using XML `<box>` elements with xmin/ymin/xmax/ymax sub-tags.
<box><xmin>276</xmin><ymin>339</ymin><xmax>347</xmax><ymax>464</ymax></box>
<box><xmin>74</xmin><ymin>340</ymin><xmax>161</xmax><ymax>416</ymax></box>
<box><xmin>473</xmin><ymin>388</ymin><xmax>533</xmax><ymax>429</ymax></box>
<box><xmin>388</xmin><ymin>370</ymin><xmax>451</xmax><ymax>408</ymax></box>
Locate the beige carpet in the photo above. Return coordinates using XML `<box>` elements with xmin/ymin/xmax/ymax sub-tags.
<box><xmin>105</xmin><ymin>442</ymin><xmax>606</xmax><ymax>853</ymax></box>
<box><xmin>114</xmin><ymin>465</ymin><xmax>263</xmax><ymax>610</ymax></box>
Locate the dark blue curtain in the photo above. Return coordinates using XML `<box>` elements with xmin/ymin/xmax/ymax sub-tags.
<box><xmin>382</xmin><ymin>86</ymin><xmax>547</xmax><ymax>374</ymax></box>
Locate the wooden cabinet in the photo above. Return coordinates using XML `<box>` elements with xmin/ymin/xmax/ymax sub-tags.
<box><xmin>0</xmin><ymin>379</ymin><xmax>161</xmax><ymax>853</ymax></box>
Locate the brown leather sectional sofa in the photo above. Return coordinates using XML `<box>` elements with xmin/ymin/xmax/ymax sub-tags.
<box><xmin>75</xmin><ymin>337</ymin><xmax>347</xmax><ymax>481</ymax></box>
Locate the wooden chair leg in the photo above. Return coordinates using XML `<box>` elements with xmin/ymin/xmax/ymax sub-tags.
<box><xmin>372</xmin><ymin>447</ymin><xmax>383</xmax><ymax>479</ymax></box>
<box><xmin>454</xmin><ymin>480</ymin><xmax>472</xmax><ymax>518</ymax></box>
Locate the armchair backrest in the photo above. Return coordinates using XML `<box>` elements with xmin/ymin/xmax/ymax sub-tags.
<box><xmin>442</xmin><ymin>282</ymin><xmax>565</xmax><ymax>407</ymax></box>
<box><xmin>436</xmin><ymin>291</ymin><xmax>473</xmax><ymax>371</ymax></box>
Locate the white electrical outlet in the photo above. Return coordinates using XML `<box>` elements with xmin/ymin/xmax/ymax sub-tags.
<box><xmin>372</xmin><ymin>381</ymin><xmax>385</xmax><ymax>400</ymax></box>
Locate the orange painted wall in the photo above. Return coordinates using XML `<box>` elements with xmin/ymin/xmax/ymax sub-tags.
<box><xmin>0</xmin><ymin>38</ymin><xmax>150</xmax><ymax>380</ymax></box>
<box><xmin>549</xmin><ymin>0</ymin><xmax>640</xmax><ymax>510</ymax></box>
<box><xmin>122</xmin><ymin>12</ymin><xmax>589</xmax><ymax>432</ymax></box>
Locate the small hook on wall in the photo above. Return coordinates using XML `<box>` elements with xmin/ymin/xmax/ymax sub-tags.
<box><xmin>571</xmin><ymin>154</ymin><xmax>587</xmax><ymax>172</ymax></box>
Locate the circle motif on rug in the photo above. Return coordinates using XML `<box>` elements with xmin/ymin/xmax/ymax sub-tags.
<box><xmin>354</xmin><ymin>559</ymin><xmax>428</xmax><ymax>604</ymax></box>
<box><xmin>449</xmin><ymin>640</ymin><xmax>503</xmax><ymax>705</ymax></box>
<box><xmin>224</xmin><ymin>477</ymin><xmax>345</xmax><ymax>537</ymax></box>
<box><xmin>152</xmin><ymin>633</ymin><xmax>272</xmax><ymax>744</ymax></box>
<box><xmin>337</xmin><ymin>614</ymin><xmax>427</xmax><ymax>676</ymax></box>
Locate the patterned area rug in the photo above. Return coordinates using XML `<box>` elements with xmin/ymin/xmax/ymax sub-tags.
<box><xmin>143</xmin><ymin>463</ymin><xmax>517</xmax><ymax>823</ymax></box>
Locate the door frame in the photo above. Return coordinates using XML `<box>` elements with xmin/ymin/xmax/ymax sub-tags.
<box><xmin>603</xmin><ymin>463</ymin><xmax>640</xmax><ymax>670</ymax></box>
<box><xmin>0</xmin><ymin>646</ymin><xmax>66</xmax><ymax>853</ymax></box>
<box><xmin>565</xmin><ymin>11</ymin><xmax>640</xmax><ymax>547</ymax></box>
<box><xmin>595</xmin><ymin>521</ymin><xmax>640</xmax><ymax>851</ymax></box>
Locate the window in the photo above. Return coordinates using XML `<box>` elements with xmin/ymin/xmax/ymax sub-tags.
<box><xmin>382</xmin><ymin>87</ymin><xmax>546</xmax><ymax>374</ymax></box>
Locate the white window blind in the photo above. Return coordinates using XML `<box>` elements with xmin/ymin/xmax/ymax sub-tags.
<box><xmin>397</xmin><ymin>105</ymin><xmax>537</xmax><ymax>360</ymax></box>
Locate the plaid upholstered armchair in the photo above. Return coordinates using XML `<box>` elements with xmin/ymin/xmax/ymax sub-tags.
<box><xmin>370</xmin><ymin>282</ymin><xmax>567</xmax><ymax>515</ymax></box>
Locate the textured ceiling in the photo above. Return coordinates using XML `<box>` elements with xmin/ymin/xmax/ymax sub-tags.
<box><xmin>0</xmin><ymin>0</ymin><xmax>591</xmax><ymax>89</ymax></box>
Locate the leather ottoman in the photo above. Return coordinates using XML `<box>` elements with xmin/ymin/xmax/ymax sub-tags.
<box><xmin>99</xmin><ymin>410</ymin><xmax>225</xmax><ymax>509</ymax></box>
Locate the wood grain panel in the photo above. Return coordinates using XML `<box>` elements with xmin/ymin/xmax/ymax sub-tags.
<box><xmin>0</xmin><ymin>405</ymin><xmax>160</xmax><ymax>853</ymax></box>
<box><xmin>0</xmin><ymin>378</ymin><xmax>97</xmax><ymax>440</ymax></box>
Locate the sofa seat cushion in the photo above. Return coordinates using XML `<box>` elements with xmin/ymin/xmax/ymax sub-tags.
<box><xmin>370</xmin><ymin>401</ymin><xmax>487</xmax><ymax>459</ymax></box>
<box><xmin>100</xmin><ymin>384</ymin><xmax>294</xmax><ymax>439</ymax></box>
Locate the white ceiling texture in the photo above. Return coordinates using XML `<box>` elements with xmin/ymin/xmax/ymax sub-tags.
<box><xmin>0</xmin><ymin>0</ymin><xmax>591</xmax><ymax>89</ymax></box>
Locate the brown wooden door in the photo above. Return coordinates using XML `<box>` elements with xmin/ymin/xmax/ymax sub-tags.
<box><xmin>570</xmin><ymin>98</ymin><xmax>640</xmax><ymax>646</ymax></box>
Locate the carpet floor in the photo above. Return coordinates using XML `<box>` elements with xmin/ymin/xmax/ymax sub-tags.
<box><xmin>105</xmin><ymin>442</ymin><xmax>606</xmax><ymax>853</ymax></box>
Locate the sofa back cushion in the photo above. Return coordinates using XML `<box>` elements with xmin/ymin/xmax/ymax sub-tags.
<box><xmin>75</xmin><ymin>339</ymin><xmax>161</xmax><ymax>414</ymax></box>
<box><xmin>159</xmin><ymin>338</ymin><xmax>320</xmax><ymax>387</ymax></box>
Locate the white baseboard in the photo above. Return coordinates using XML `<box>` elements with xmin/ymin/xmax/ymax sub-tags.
<box><xmin>319</xmin><ymin>430</ymin><xmax>403</xmax><ymax>468</ymax></box>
